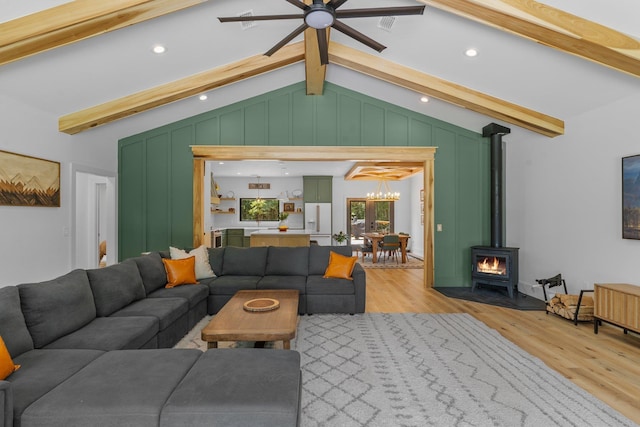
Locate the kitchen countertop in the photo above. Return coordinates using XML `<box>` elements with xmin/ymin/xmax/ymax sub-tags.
<box><xmin>250</xmin><ymin>229</ymin><xmax>311</xmax><ymax>235</ymax></box>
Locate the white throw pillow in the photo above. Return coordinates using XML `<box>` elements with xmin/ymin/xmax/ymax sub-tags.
<box><xmin>169</xmin><ymin>245</ymin><xmax>215</xmax><ymax>279</ymax></box>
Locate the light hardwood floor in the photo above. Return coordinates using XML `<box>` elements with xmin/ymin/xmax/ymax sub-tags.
<box><xmin>365</xmin><ymin>267</ymin><xmax>640</xmax><ymax>424</ymax></box>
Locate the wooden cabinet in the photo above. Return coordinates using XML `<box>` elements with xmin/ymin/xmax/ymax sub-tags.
<box><xmin>594</xmin><ymin>283</ymin><xmax>640</xmax><ymax>335</ymax></box>
<box><xmin>303</xmin><ymin>176</ymin><xmax>332</xmax><ymax>203</ymax></box>
<box><xmin>250</xmin><ymin>232</ymin><xmax>310</xmax><ymax>247</ymax></box>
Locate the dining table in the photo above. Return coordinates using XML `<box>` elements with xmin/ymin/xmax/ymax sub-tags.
<box><xmin>361</xmin><ymin>232</ymin><xmax>410</xmax><ymax>264</ymax></box>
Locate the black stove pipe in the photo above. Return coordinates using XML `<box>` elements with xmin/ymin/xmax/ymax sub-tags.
<box><xmin>482</xmin><ymin>123</ymin><xmax>511</xmax><ymax>248</ymax></box>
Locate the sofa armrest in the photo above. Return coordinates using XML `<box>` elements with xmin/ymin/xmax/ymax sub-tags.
<box><xmin>351</xmin><ymin>264</ymin><xmax>366</xmax><ymax>313</ymax></box>
<box><xmin>0</xmin><ymin>380</ymin><xmax>13</xmax><ymax>427</ymax></box>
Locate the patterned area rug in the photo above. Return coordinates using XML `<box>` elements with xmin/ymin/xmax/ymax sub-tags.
<box><xmin>176</xmin><ymin>314</ymin><xmax>635</xmax><ymax>427</ymax></box>
<box><xmin>355</xmin><ymin>253</ymin><xmax>424</xmax><ymax>269</ymax></box>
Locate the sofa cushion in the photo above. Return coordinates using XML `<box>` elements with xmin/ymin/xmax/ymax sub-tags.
<box><xmin>207</xmin><ymin>247</ymin><xmax>225</xmax><ymax>276</ymax></box>
<box><xmin>110</xmin><ymin>297</ymin><xmax>189</xmax><ymax>330</ymax></box>
<box><xmin>222</xmin><ymin>247</ymin><xmax>268</xmax><ymax>276</ymax></box>
<box><xmin>170</xmin><ymin>245</ymin><xmax>215</xmax><ymax>279</ymax></box>
<box><xmin>0</xmin><ymin>286</ymin><xmax>34</xmax><ymax>357</ymax></box>
<box><xmin>21</xmin><ymin>349</ymin><xmax>202</xmax><ymax>427</ymax></box>
<box><xmin>308</xmin><ymin>245</ymin><xmax>353</xmax><ymax>275</ymax></box>
<box><xmin>265</xmin><ymin>247</ymin><xmax>309</xmax><ymax>276</ymax></box>
<box><xmin>0</xmin><ymin>336</ymin><xmax>20</xmax><ymax>380</ymax></box>
<box><xmin>257</xmin><ymin>276</ymin><xmax>307</xmax><ymax>294</ymax></box>
<box><xmin>87</xmin><ymin>260</ymin><xmax>146</xmax><ymax>317</ymax></box>
<box><xmin>147</xmin><ymin>283</ymin><xmax>208</xmax><ymax>309</ymax></box>
<box><xmin>306</xmin><ymin>275</ymin><xmax>356</xmax><ymax>295</ymax></box>
<box><xmin>132</xmin><ymin>252</ymin><xmax>168</xmax><ymax>295</ymax></box>
<box><xmin>160</xmin><ymin>349</ymin><xmax>301</xmax><ymax>427</ymax></box>
<box><xmin>43</xmin><ymin>316</ymin><xmax>158</xmax><ymax>351</ymax></box>
<box><xmin>18</xmin><ymin>270</ymin><xmax>96</xmax><ymax>349</ymax></box>
<box><xmin>10</xmin><ymin>349</ymin><xmax>104</xmax><ymax>427</ymax></box>
<box><xmin>207</xmin><ymin>276</ymin><xmax>260</xmax><ymax>296</ymax></box>
<box><xmin>162</xmin><ymin>257</ymin><xmax>198</xmax><ymax>288</ymax></box>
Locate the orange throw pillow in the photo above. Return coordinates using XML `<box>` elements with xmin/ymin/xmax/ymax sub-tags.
<box><xmin>323</xmin><ymin>251</ymin><xmax>357</xmax><ymax>280</ymax></box>
<box><xmin>0</xmin><ymin>336</ymin><xmax>20</xmax><ymax>380</ymax></box>
<box><xmin>162</xmin><ymin>257</ymin><xmax>198</xmax><ymax>288</ymax></box>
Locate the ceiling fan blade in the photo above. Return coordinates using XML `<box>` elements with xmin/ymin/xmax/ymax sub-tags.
<box><xmin>219</xmin><ymin>14</ymin><xmax>303</xmax><ymax>23</ymax></box>
<box><xmin>265</xmin><ymin>22</ymin><xmax>308</xmax><ymax>56</ymax></box>
<box><xmin>316</xmin><ymin>28</ymin><xmax>329</xmax><ymax>65</ymax></box>
<box><xmin>285</xmin><ymin>0</ymin><xmax>308</xmax><ymax>11</ymax></box>
<box><xmin>332</xmin><ymin>20</ymin><xmax>386</xmax><ymax>53</ymax></box>
<box><xmin>329</xmin><ymin>0</ymin><xmax>349</xmax><ymax>9</ymax></box>
<box><xmin>336</xmin><ymin>5</ymin><xmax>425</xmax><ymax>19</ymax></box>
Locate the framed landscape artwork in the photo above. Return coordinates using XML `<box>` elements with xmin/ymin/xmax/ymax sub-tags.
<box><xmin>622</xmin><ymin>154</ymin><xmax>640</xmax><ymax>239</ymax></box>
<box><xmin>0</xmin><ymin>150</ymin><xmax>60</xmax><ymax>207</ymax></box>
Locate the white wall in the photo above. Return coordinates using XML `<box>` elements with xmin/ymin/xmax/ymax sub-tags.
<box><xmin>507</xmin><ymin>91</ymin><xmax>640</xmax><ymax>298</ymax></box>
<box><xmin>0</xmin><ymin>94</ymin><xmax>117</xmax><ymax>287</ymax></box>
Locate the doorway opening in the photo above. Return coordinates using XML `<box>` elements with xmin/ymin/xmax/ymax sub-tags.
<box><xmin>71</xmin><ymin>164</ymin><xmax>117</xmax><ymax>269</ymax></box>
<box><xmin>191</xmin><ymin>146</ymin><xmax>436</xmax><ymax>288</ymax></box>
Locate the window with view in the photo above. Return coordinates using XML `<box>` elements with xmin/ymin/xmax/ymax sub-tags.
<box><xmin>239</xmin><ymin>198</ymin><xmax>280</xmax><ymax>221</ymax></box>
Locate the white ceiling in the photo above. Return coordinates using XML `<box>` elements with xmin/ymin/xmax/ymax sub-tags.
<box><xmin>1</xmin><ymin>0</ymin><xmax>639</xmax><ymax>158</ymax></box>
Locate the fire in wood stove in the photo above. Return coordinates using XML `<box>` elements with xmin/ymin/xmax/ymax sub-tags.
<box><xmin>476</xmin><ymin>256</ymin><xmax>507</xmax><ymax>276</ymax></box>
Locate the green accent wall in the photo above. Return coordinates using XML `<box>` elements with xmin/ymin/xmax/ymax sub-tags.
<box><xmin>118</xmin><ymin>81</ymin><xmax>490</xmax><ymax>286</ymax></box>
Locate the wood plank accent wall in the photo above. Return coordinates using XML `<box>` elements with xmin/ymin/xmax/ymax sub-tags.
<box><xmin>118</xmin><ymin>81</ymin><xmax>489</xmax><ymax>287</ymax></box>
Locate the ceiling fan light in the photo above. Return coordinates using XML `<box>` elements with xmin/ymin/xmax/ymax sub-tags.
<box><xmin>305</xmin><ymin>9</ymin><xmax>334</xmax><ymax>29</ymax></box>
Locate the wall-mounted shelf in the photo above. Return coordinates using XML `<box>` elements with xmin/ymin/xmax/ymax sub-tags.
<box><xmin>220</xmin><ymin>197</ymin><xmax>236</xmax><ymax>201</ymax></box>
<box><xmin>212</xmin><ymin>210</ymin><xmax>235</xmax><ymax>214</ymax></box>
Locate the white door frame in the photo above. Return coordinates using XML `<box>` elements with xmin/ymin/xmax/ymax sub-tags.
<box><xmin>71</xmin><ymin>163</ymin><xmax>117</xmax><ymax>268</ymax></box>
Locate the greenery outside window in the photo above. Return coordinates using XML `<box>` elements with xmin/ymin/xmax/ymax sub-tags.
<box><xmin>240</xmin><ymin>198</ymin><xmax>279</xmax><ymax>221</ymax></box>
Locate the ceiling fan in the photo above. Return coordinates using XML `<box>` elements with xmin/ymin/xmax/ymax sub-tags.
<box><xmin>218</xmin><ymin>0</ymin><xmax>426</xmax><ymax>65</ymax></box>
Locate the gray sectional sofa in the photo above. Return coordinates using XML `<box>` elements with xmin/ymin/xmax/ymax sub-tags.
<box><xmin>0</xmin><ymin>244</ymin><xmax>365</xmax><ymax>427</ymax></box>
<box><xmin>201</xmin><ymin>245</ymin><xmax>366</xmax><ymax>315</ymax></box>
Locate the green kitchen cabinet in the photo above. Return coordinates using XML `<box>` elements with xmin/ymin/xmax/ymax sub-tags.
<box><xmin>226</xmin><ymin>229</ymin><xmax>244</xmax><ymax>247</ymax></box>
<box><xmin>303</xmin><ymin>176</ymin><xmax>332</xmax><ymax>203</ymax></box>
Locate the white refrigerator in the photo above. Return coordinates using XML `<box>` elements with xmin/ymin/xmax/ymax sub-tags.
<box><xmin>305</xmin><ymin>203</ymin><xmax>332</xmax><ymax>245</ymax></box>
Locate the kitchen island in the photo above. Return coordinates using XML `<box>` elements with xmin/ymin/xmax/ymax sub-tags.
<box><xmin>249</xmin><ymin>229</ymin><xmax>311</xmax><ymax>247</ymax></box>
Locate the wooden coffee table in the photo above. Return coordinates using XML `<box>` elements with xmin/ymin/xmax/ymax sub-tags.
<box><xmin>201</xmin><ymin>289</ymin><xmax>299</xmax><ymax>349</ymax></box>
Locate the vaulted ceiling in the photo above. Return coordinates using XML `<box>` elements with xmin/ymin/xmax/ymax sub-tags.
<box><xmin>1</xmin><ymin>0</ymin><xmax>638</xmax><ymax>142</ymax></box>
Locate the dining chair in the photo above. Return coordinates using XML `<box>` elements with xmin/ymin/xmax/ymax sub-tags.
<box><xmin>379</xmin><ymin>234</ymin><xmax>400</xmax><ymax>264</ymax></box>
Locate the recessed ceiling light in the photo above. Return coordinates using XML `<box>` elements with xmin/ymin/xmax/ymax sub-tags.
<box><xmin>465</xmin><ymin>48</ymin><xmax>478</xmax><ymax>57</ymax></box>
<box><xmin>151</xmin><ymin>44</ymin><xmax>166</xmax><ymax>54</ymax></box>
<box><xmin>420</xmin><ymin>96</ymin><xmax>429</xmax><ymax>103</ymax></box>
<box><xmin>218</xmin><ymin>162</ymin><xmax>224</xmax><ymax>165</ymax></box>
<box><xmin>199</xmin><ymin>94</ymin><xmax>208</xmax><ymax>101</ymax></box>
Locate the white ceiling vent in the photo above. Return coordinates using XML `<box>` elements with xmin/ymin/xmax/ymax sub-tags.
<box><xmin>238</xmin><ymin>10</ymin><xmax>256</xmax><ymax>30</ymax></box>
<box><xmin>377</xmin><ymin>16</ymin><xmax>396</xmax><ymax>32</ymax></box>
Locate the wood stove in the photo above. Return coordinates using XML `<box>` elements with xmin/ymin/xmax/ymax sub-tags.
<box><xmin>471</xmin><ymin>246</ymin><xmax>519</xmax><ymax>298</ymax></box>
<box><xmin>470</xmin><ymin>123</ymin><xmax>520</xmax><ymax>298</ymax></box>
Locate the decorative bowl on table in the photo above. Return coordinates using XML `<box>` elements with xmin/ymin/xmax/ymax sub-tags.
<box><xmin>278</xmin><ymin>225</ymin><xmax>288</xmax><ymax>232</ymax></box>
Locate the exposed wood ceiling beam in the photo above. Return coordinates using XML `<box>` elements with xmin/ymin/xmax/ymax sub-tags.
<box><xmin>305</xmin><ymin>27</ymin><xmax>329</xmax><ymax>95</ymax></box>
<box><xmin>420</xmin><ymin>0</ymin><xmax>640</xmax><ymax>78</ymax></box>
<box><xmin>0</xmin><ymin>0</ymin><xmax>207</xmax><ymax>67</ymax></box>
<box><xmin>328</xmin><ymin>42</ymin><xmax>564</xmax><ymax>137</ymax></box>
<box><xmin>344</xmin><ymin>162</ymin><xmax>424</xmax><ymax>181</ymax></box>
<box><xmin>59</xmin><ymin>43</ymin><xmax>305</xmax><ymax>135</ymax></box>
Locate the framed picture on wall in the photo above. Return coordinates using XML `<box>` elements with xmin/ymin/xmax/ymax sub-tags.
<box><xmin>283</xmin><ymin>202</ymin><xmax>295</xmax><ymax>212</ymax></box>
<box><xmin>0</xmin><ymin>150</ymin><xmax>60</xmax><ymax>207</ymax></box>
<box><xmin>623</xmin><ymin>154</ymin><xmax>640</xmax><ymax>239</ymax></box>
